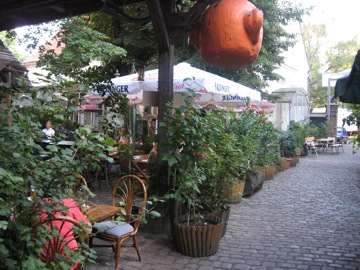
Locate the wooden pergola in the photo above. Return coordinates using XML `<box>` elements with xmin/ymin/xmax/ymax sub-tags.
<box><xmin>0</xmin><ymin>0</ymin><xmax>218</xmax><ymax>194</ymax></box>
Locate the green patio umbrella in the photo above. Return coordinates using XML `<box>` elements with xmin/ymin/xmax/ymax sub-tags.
<box><xmin>334</xmin><ymin>50</ymin><xmax>360</xmax><ymax>104</ymax></box>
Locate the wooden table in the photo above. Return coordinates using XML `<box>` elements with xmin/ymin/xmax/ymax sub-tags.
<box><xmin>134</xmin><ymin>155</ymin><xmax>149</xmax><ymax>170</ymax></box>
<box><xmin>317</xmin><ymin>138</ymin><xmax>335</xmax><ymax>152</ymax></box>
<box><xmin>87</xmin><ymin>203</ymin><xmax>121</xmax><ymax>224</ymax></box>
<box><xmin>317</xmin><ymin>138</ymin><xmax>334</xmax><ymax>143</ymax></box>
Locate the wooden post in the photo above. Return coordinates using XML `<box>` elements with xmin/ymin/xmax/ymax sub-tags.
<box><xmin>146</xmin><ymin>0</ymin><xmax>176</xmax><ymax>195</ymax></box>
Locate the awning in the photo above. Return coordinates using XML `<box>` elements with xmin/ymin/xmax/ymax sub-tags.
<box><xmin>111</xmin><ymin>62</ymin><xmax>261</xmax><ymax>104</ymax></box>
<box><xmin>334</xmin><ymin>50</ymin><xmax>360</xmax><ymax>104</ymax></box>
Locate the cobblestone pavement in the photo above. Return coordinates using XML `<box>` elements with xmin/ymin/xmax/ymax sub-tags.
<box><xmin>86</xmin><ymin>143</ymin><xmax>360</xmax><ymax>270</ymax></box>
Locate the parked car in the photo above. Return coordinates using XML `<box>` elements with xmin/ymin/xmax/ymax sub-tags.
<box><xmin>336</xmin><ymin>127</ymin><xmax>348</xmax><ymax>142</ymax></box>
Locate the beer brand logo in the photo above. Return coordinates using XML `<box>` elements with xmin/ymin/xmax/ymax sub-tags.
<box><xmin>215</xmin><ymin>82</ymin><xmax>230</xmax><ymax>93</ymax></box>
<box><xmin>222</xmin><ymin>94</ymin><xmax>246</xmax><ymax>102</ymax></box>
<box><xmin>113</xmin><ymin>85</ymin><xmax>129</xmax><ymax>93</ymax></box>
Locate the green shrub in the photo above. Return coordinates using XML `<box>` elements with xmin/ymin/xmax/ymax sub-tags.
<box><xmin>0</xmin><ymin>81</ymin><xmax>118</xmax><ymax>269</ymax></box>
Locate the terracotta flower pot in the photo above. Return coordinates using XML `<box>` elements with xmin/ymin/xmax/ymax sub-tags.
<box><xmin>290</xmin><ymin>157</ymin><xmax>297</xmax><ymax>167</ymax></box>
<box><xmin>280</xmin><ymin>158</ymin><xmax>291</xmax><ymax>170</ymax></box>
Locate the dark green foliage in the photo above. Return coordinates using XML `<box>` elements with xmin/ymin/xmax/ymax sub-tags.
<box><xmin>289</xmin><ymin>120</ymin><xmax>307</xmax><ymax>149</ymax></box>
<box><xmin>305</xmin><ymin>121</ymin><xmax>331</xmax><ymax>139</ymax></box>
<box><xmin>0</xmin><ymin>80</ymin><xmax>119</xmax><ymax>269</ymax></box>
<box><xmin>279</xmin><ymin>131</ymin><xmax>297</xmax><ymax>157</ymax></box>
<box><xmin>161</xmin><ymin>93</ymin><xmax>281</xmax><ymax>218</ymax></box>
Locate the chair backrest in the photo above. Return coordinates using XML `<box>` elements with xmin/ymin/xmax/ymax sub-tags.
<box><xmin>111</xmin><ymin>175</ymin><xmax>147</xmax><ymax>228</ymax></box>
<box><xmin>69</xmin><ymin>174</ymin><xmax>88</xmax><ymax>200</ymax></box>
<box><xmin>74</xmin><ymin>174</ymin><xmax>88</xmax><ymax>189</ymax></box>
<box><xmin>34</xmin><ymin>216</ymin><xmax>89</xmax><ymax>270</ymax></box>
<box><xmin>327</xmin><ymin>137</ymin><xmax>336</xmax><ymax>143</ymax></box>
<box><xmin>305</xmin><ymin>136</ymin><xmax>315</xmax><ymax>142</ymax></box>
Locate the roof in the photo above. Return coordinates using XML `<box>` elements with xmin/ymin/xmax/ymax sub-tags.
<box><xmin>0</xmin><ymin>0</ymin><xmax>145</xmax><ymax>32</ymax></box>
<box><xmin>272</xmin><ymin>87</ymin><xmax>309</xmax><ymax>104</ymax></box>
<box><xmin>0</xmin><ymin>40</ymin><xmax>27</xmax><ymax>85</ymax></box>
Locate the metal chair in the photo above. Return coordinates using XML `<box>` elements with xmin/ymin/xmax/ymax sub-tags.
<box><xmin>90</xmin><ymin>175</ymin><xmax>147</xmax><ymax>270</ymax></box>
<box><xmin>34</xmin><ymin>216</ymin><xmax>90</xmax><ymax>270</ymax></box>
<box><xmin>306</xmin><ymin>140</ymin><xmax>318</xmax><ymax>156</ymax></box>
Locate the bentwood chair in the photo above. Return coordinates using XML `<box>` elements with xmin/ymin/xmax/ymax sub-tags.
<box><xmin>90</xmin><ymin>175</ymin><xmax>147</xmax><ymax>270</ymax></box>
<box><xmin>73</xmin><ymin>174</ymin><xmax>88</xmax><ymax>191</ymax></box>
<box><xmin>34</xmin><ymin>216</ymin><xmax>90</xmax><ymax>270</ymax></box>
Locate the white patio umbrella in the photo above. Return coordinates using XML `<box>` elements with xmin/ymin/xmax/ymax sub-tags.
<box><xmin>111</xmin><ymin>62</ymin><xmax>261</xmax><ymax>106</ymax></box>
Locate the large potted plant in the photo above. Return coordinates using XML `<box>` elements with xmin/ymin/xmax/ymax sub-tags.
<box><xmin>198</xmin><ymin>129</ymin><xmax>250</xmax><ymax>236</ymax></box>
<box><xmin>161</xmin><ymin>94</ymin><xmax>241</xmax><ymax>256</ymax></box>
<box><xmin>289</xmin><ymin>121</ymin><xmax>307</xmax><ymax>162</ymax></box>
<box><xmin>227</xmin><ymin>104</ymin><xmax>269</xmax><ymax>196</ymax></box>
<box><xmin>257</xmin><ymin>119</ymin><xmax>281</xmax><ymax>180</ymax></box>
<box><xmin>279</xmin><ymin>130</ymin><xmax>297</xmax><ymax>169</ymax></box>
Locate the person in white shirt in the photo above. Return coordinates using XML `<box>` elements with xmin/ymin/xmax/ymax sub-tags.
<box><xmin>42</xmin><ymin>121</ymin><xmax>55</xmax><ymax>144</ymax></box>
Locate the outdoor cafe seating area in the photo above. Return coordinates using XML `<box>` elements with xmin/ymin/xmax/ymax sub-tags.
<box><xmin>305</xmin><ymin>136</ymin><xmax>345</xmax><ymax>156</ymax></box>
<box><xmin>30</xmin><ymin>170</ymin><xmax>148</xmax><ymax>270</ymax></box>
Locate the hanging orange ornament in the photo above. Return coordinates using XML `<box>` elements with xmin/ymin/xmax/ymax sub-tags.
<box><xmin>189</xmin><ymin>0</ymin><xmax>263</xmax><ymax>69</ymax></box>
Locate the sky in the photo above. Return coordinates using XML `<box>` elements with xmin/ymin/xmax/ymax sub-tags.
<box><xmin>300</xmin><ymin>0</ymin><xmax>360</xmax><ymax>46</ymax></box>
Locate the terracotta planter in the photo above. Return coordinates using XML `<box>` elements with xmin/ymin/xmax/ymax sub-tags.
<box><xmin>225</xmin><ymin>182</ymin><xmax>245</xmax><ymax>204</ymax></box>
<box><xmin>173</xmin><ymin>215</ymin><xmax>223</xmax><ymax>257</ymax></box>
<box><xmin>280</xmin><ymin>158</ymin><xmax>291</xmax><ymax>170</ymax></box>
<box><xmin>290</xmin><ymin>157</ymin><xmax>297</xmax><ymax>167</ymax></box>
<box><xmin>262</xmin><ymin>165</ymin><xmax>276</xmax><ymax>180</ymax></box>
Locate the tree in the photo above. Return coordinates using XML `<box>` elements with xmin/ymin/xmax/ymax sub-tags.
<box><xmin>301</xmin><ymin>23</ymin><xmax>328</xmax><ymax>107</ymax></box>
<box><xmin>325</xmin><ymin>38</ymin><xmax>359</xmax><ymax>73</ymax></box>
<box><xmin>302</xmin><ymin>22</ymin><xmax>360</xmax><ymax>107</ymax></box>
<box><xmin>20</xmin><ymin>1</ymin><xmax>306</xmax><ymax>94</ymax></box>
<box><xmin>0</xmin><ymin>30</ymin><xmax>25</xmax><ymax>61</ymax></box>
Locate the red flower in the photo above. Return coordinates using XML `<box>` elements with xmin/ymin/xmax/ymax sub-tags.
<box><xmin>194</xmin><ymin>151</ymin><xmax>206</xmax><ymax>160</ymax></box>
<box><xmin>262</xmin><ymin>117</ymin><xmax>267</xmax><ymax>123</ymax></box>
<box><xmin>258</xmin><ymin>109</ymin><xmax>265</xmax><ymax>115</ymax></box>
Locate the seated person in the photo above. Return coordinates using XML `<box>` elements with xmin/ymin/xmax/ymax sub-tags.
<box><xmin>41</xmin><ymin>121</ymin><xmax>55</xmax><ymax>147</ymax></box>
<box><xmin>118</xmin><ymin>128</ymin><xmax>132</xmax><ymax>145</ymax></box>
<box><xmin>147</xmin><ymin>142</ymin><xmax>158</xmax><ymax>194</ymax></box>
<box><xmin>36</xmin><ymin>198</ymin><xmax>91</xmax><ymax>269</ymax></box>
<box><xmin>148</xmin><ymin>142</ymin><xmax>158</xmax><ymax>166</ymax></box>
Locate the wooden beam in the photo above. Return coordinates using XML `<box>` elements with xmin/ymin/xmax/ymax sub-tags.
<box><xmin>167</xmin><ymin>0</ymin><xmax>218</xmax><ymax>30</ymax></box>
<box><xmin>0</xmin><ymin>0</ymin><xmax>145</xmax><ymax>31</ymax></box>
<box><xmin>146</xmin><ymin>0</ymin><xmax>170</xmax><ymax>52</ymax></box>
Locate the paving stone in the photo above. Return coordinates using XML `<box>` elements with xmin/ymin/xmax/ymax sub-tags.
<box><xmin>85</xmin><ymin>144</ymin><xmax>360</xmax><ymax>269</ymax></box>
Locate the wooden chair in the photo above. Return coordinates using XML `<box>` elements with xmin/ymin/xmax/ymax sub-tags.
<box><xmin>73</xmin><ymin>174</ymin><xmax>88</xmax><ymax>190</ymax></box>
<box><xmin>95</xmin><ymin>157</ymin><xmax>112</xmax><ymax>191</ymax></box>
<box><xmin>65</xmin><ymin>174</ymin><xmax>89</xmax><ymax>199</ymax></box>
<box><xmin>120</xmin><ymin>156</ymin><xmax>151</xmax><ymax>184</ymax></box>
<box><xmin>34</xmin><ymin>216</ymin><xmax>90</xmax><ymax>270</ymax></box>
<box><xmin>90</xmin><ymin>175</ymin><xmax>147</xmax><ymax>270</ymax></box>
